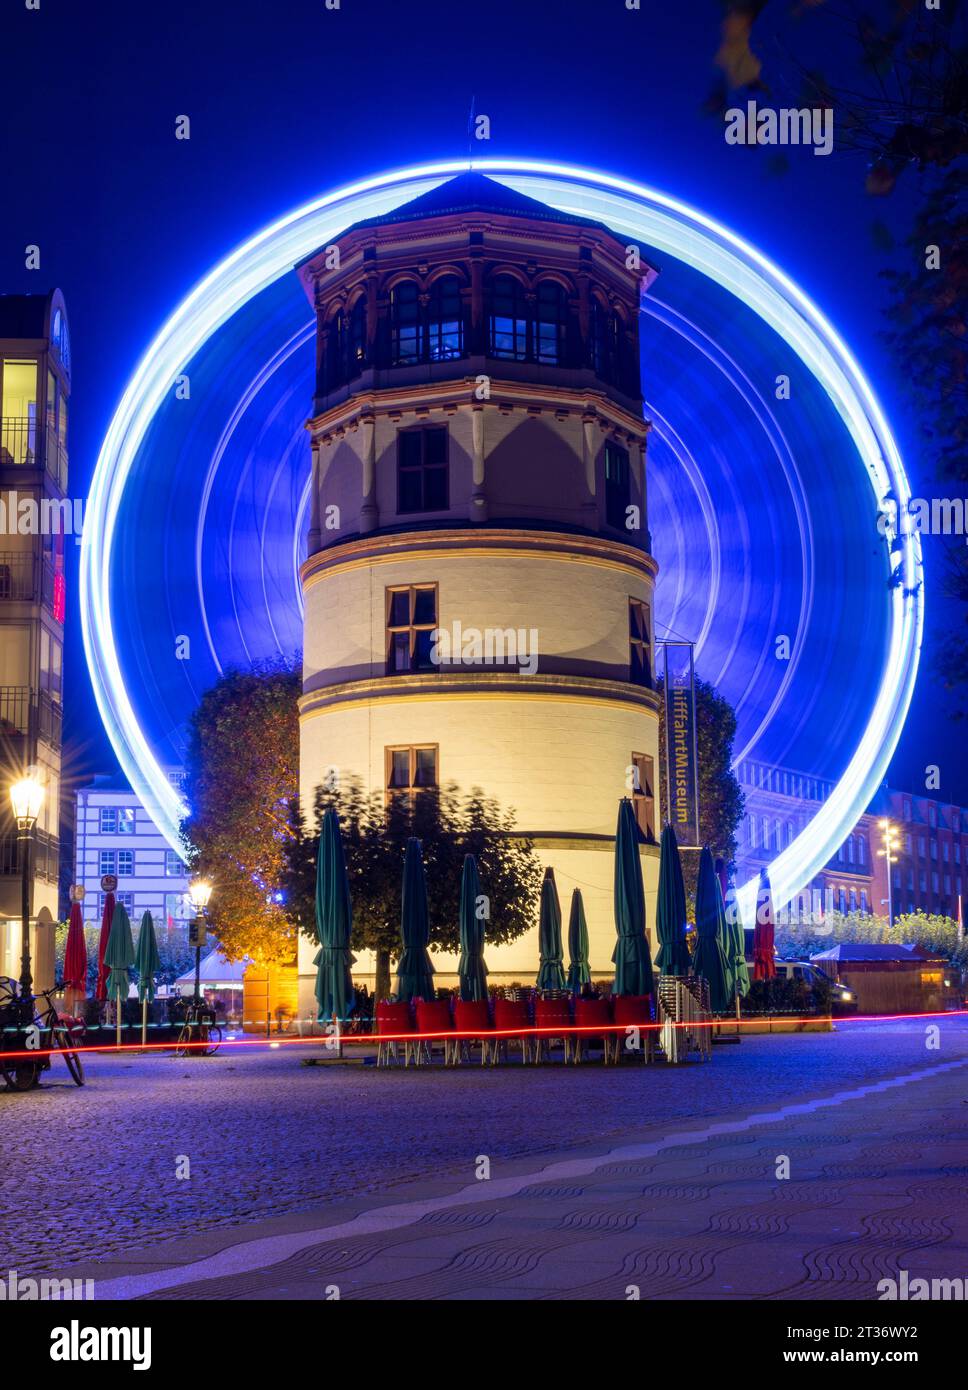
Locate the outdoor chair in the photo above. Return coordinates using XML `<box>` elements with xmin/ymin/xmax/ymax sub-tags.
<box><xmin>452</xmin><ymin>999</ymin><xmax>493</xmax><ymax>1065</ymax></box>
<box><xmin>375</xmin><ymin>1000</ymin><xmax>416</xmax><ymax>1067</ymax></box>
<box><xmin>610</xmin><ymin>994</ymin><xmax>654</xmax><ymax>1064</ymax></box>
<box><xmin>414</xmin><ymin>999</ymin><xmax>454</xmax><ymax>1065</ymax></box>
<box><xmin>572</xmin><ymin>996</ymin><xmax>614</xmax><ymax>1064</ymax></box>
<box><xmin>492</xmin><ymin>998</ymin><xmax>533</xmax><ymax>1064</ymax></box>
<box><xmin>533</xmin><ymin>996</ymin><xmax>573</xmax><ymax>1063</ymax></box>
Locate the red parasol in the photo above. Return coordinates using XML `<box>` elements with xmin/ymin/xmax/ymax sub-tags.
<box><xmin>63</xmin><ymin>898</ymin><xmax>88</xmax><ymax>1001</ymax></box>
<box><xmin>95</xmin><ymin>889</ymin><xmax>115</xmax><ymax>1001</ymax></box>
<box><xmin>752</xmin><ymin>867</ymin><xmax>777</xmax><ymax>981</ymax></box>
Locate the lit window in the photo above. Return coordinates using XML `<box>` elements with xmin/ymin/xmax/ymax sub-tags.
<box><xmin>386</xmin><ymin>585</ymin><xmax>438</xmax><ymax>674</ymax></box>
<box><xmin>427</xmin><ymin>276</ymin><xmax>463</xmax><ymax>361</ymax></box>
<box><xmin>488</xmin><ymin>275</ymin><xmax>529</xmax><ymax>360</ymax></box>
<box><xmin>0</xmin><ymin>360</ymin><xmax>38</xmax><ymax>466</ymax></box>
<box><xmin>397</xmin><ymin>428</ymin><xmax>448</xmax><ymax>513</ymax></box>
<box><xmin>386</xmin><ymin>745</ymin><xmax>438</xmax><ymax>808</ymax></box>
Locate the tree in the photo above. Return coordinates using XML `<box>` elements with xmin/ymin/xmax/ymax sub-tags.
<box><xmin>283</xmin><ymin>779</ymin><xmax>543</xmax><ymax>1000</ymax></box>
<box><xmin>181</xmin><ymin>663</ymin><xmax>300</xmax><ymax>965</ymax></box>
<box><xmin>658</xmin><ymin>676</ymin><xmax>745</xmax><ymax>902</ymax></box>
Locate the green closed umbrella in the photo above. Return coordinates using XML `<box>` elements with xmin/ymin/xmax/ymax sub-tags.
<box><xmin>613</xmin><ymin>798</ymin><xmax>654</xmax><ymax>996</ymax></box>
<box><xmin>692</xmin><ymin>848</ymin><xmax>731</xmax><ymax>1012</ymax></box>
<box><xmin>314</xmin><ymin>808</ymin><xmax>357</xmax><ymax>1023</ymax></box>
<box><xmin>724</xmin><ymin>881</ymin><xmax>750</xmax><ymax>1000</ymax></box>
<box><xmin>104</xmin><ymin>901</ymin><xmax>135</xmax><ymax>1047</ymax></box>
<box><xmin>654</xmin><ymin>824</ymin><xmax>690</xmax><ymax>977</ymax></box>
<box><xmin>536</xmin><ymin>867</ymin><xmax>566</xmax><ymax>990</ymax></box>
<box><xmin>566</xmin><ymin>888</ymin><xmax>591</xmax><ymax>992</ymax></box>
<box><xmin>396</xmin><ymin>837</ymin><xmax>435</xmax><ymax>1002</ymax></box>
<box><xmin>134</xmin><ymin>910</ymin><xmax>161</xmax><ymax>1047</ymax></box>
<box><xmin>458</xmin><ymin>854</ymin><xmax>488</xmax><ymax>1001</ymax></box>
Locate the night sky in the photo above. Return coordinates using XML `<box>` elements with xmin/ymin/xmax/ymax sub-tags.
<box><xmin>1</xmin><ymin>0</ymin><xmax>963</xmax><ymax>803</ymax></box>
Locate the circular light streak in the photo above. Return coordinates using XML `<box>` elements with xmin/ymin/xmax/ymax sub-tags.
<box><xmin>80</xmin><ymin>158</ymin><xmax>922</xmax><ymax>922</ymax></box>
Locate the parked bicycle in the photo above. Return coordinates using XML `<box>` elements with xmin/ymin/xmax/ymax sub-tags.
<box><xmin>0</xmin><ymin>982</ymin><xmax>85</xmax><ymax>1091</ymax></box>
<box><xmin>172</xmin><ymin>998</ymin><xmax>222</xmax><ymax>1057</ymax></box>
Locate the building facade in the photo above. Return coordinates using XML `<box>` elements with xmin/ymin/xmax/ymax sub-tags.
<box><xmin>296</xmin><ymin>173</ymin><xmax>663</xmax><ymax>1010</ymax></box>
<box><xmin>73</xmin><ymin>772</ymin><xmax>192</xmax><ymax>932</ymax></box>
<box><xmin>0</xmin><ymin>291</ymin><xmax>70</xmax><ymax>988</ymax></box>
<box><xmin>736</xmin><ymin>757</ymin><xmax>968</xmax><ymax>925</ymax></box>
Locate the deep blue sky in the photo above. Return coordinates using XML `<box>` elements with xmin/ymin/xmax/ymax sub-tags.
<box><xmin>1</xmin><ymin>0</ymin><xmax>963</xmax><ymax>803</ymax></box>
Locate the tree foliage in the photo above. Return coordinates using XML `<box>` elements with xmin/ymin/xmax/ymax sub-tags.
<box><xmin>774</xmin><ymin>907</ymin><xmax>968</xmax><ymax>969</ymax></box>
<box><xmin>181</xmin><ymin>663</ymin><xmax>300</xmax><ymax>965</ymax></box>
<box><xmin>282</xmin><ymin>778</ymin><xmax>543</xmax><ymax>992</ymax></box>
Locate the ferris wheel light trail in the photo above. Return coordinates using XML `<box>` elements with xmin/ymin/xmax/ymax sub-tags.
<box><xmin>80</xmin><ymin>158</ymin><xmax>922</xmax><ymax>922</ymax></box>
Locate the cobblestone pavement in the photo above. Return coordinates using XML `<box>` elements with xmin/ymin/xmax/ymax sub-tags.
<box><xmin>2</xmin><ymin>1017</ymin><xmax>966</xmax><ymax>1292</ymax></box>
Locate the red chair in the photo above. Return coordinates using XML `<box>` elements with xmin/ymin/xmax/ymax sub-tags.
<box><xmin>375</xmin><ymin>1000</ymin><xmax>415</xmax><ymax>1067</ymax></box>
<box><xmin>492</xmin><ymin>998</ymin><xmax>533</xmax><ymax>1064</ymax></box>
<box><xmin>534</xmin><ymin>997</ymin><xmax>572</xmax><ymax>1063</ymax></box>
<box><xmin>453</xmin><ymin>999</ymin><xmax>493</xmax><ymax>1065</ymax></box>
<box><xmin>415</xmin><ymin>999</ymin><xmax>454</xmax><ymax>1065</ymax></box>
<box><xmin>611</xmin><ymin>994</ymin><xmax>653</xmax><ymax>1064</ymax></box>
<box><xmin>573</xmin><ymin>997</ymin><xmax>614</xmax><ymax>1064</ymax></box>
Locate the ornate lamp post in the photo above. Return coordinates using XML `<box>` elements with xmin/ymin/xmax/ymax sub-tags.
<box><xmin>877</xmin><ymin>819</ymin><xmax>900</xmax><ymax>925</ymax></box>
<box><xmin>9</xmin><ymin>773</ymin><xmax>44</xmax><ymax>1006</ymax></box>
<box><xmin>187</xmin><ymin>879</ymin><xmax>212</xmax><ymax>1005</ymax></box>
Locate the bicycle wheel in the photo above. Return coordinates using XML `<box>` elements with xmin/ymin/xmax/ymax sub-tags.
<box><xmin>203</xmin><ymin>1025</ymin><xmax>222</xmax><ymax>1056</ymax></box>
<box><xmin>53</xmin><ymin>1027</ymin><xmax>85</xmax><ymax>1086</ymax></box>
<box><xmin>4</xmin><ymin>1061</ymin><xmax>40</xmax><ymax>1091</ymax></box>
<box><xmin>174</xmin><ymin>1023</ymin><xmax>194</xmax><ymax>1056</ymax></box>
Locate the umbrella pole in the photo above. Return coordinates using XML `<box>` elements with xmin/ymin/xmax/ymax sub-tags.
<box><xmin>141</xmin><ymin>996</ymin><xmax>148</xmax><ymax>1048</ymax></box>
<box><xmin>116</xmin><ymin>993</ymin><xmax>122</xmax><ymax>1050</ymax></box>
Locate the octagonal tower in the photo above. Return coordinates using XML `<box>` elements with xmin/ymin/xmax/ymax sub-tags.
<box><xmin>296</xmin><ymin>172</ymin><xmax>662</xmax><ymax>1005</ymax></box>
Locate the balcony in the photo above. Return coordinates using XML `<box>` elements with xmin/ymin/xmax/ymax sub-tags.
<box><xmin>0</xmin><ymin>830</ymin><xmax>59</xmax><ymax>882</ymax></box>
<box><xmin>0</xmin><ymin>417</ymin><xmax>68</xmax><ymax>489</ymax></box>
<box><xmin>0</xmin><ymin>552</ymin><xmax>37</xmax><ymax>601</ymax></box>
<box><xmin>0</xmin><ymin>686</ymin><xmax>61</xmax><ymax>751</ymax></box>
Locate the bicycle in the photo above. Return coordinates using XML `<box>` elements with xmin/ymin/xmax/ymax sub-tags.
<box><xmin>0</xmin><ymin>984</ymin><xmax>85</xmax><ymax>1091</ymax></box>
<box><xmin>173</xmin><ymin>999</ymin><xmax>222</xmax><ymax>1057</ymax></box>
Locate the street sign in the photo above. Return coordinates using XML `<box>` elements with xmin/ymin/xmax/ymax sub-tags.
<box><xmin>188</xmin><ymin>919</ymin><xmax>208</xmax><ymax>948</ymax></box>
<box><xmin>100</xmin><ymin>874</ymin><xmax>118</xmax><ymax>893</ymax></box>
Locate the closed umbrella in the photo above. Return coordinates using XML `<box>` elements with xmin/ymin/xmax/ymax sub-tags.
<box><xmin>612</xmin><ymin>798</ymin><xmax>654</xmax><ymax>996</ymax></box>
<box><xmin>566</xmin><ymin>888</ymin><xmax>591</xmax><ymax>992</ymax></box>
<box><xmin>725</xmin><ymin>880</ymin><xmax>751</xmax><ymax>1001</ymax></box>
<box><xmin>313</xmin><ymin>808</ymin><xmax>357</xmax><ymax>1027</ymax></box>
<box><xmin>655</xmin><ymin>824</ymin><xmax>690</xmax><ymax>977</ymax></box>
<box><xmin>458</xmin><ymin>854</ymin><xmax>488</xmax><ymax>1002</ymax></box>
<box><xmin>94</xmin><ymin>889</ymin><xmax>114</xmax><ymax>1002</ymax></box>
<box><xmin>692</xmin><ymin>848</ymin><xmax>731</xmax><ymax>1012</ymax></box>
<box><xmin>396</xmin><ymin>838</ymin><xmax>435</xmax><ymax>1002</ymax></box>
<box><xmin>536</xmin><ymin>867</ymin><xmax>566</xmax><ymax>990</ymax></box>
<box><xmin>63</xmin><ymin>897</ymin><xmax>87</xmax><ymax>1016</ymax></box>
<box><xmin>134</xmin><ymin>910</ymin><xmax>161</xmax><ymax>1046</ymax></box>
<box><xmin>104</xmin><ymin>901</ymin><xmax>135</xmax><ymax>1048</ymax></box>
<box><xmin>753</xmin><ymin>868</ymin><xmax>777</xmax><ymax>981</ymax></box>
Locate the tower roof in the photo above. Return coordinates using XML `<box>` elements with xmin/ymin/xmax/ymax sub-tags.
<box><xmin>0</xmin><ymin>292</ymin><xmax>53</xmax><ymax>339</ymax></box>
<box><xmin>327</xmin><ymin>171</ymin><xmax>623</xmax><ymax>242</ymax></box>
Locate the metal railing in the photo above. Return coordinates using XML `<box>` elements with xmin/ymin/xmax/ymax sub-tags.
<box><xmin>0</xmin><ymin>686</ymin><xmax>61</xmax><ymax>748</ymax></box>
<box><xmin>0</xmin><ymin>552</ymin><xmax>36</xmax><ymax>600</ymax></box>
<box><xmin>0</xmin><ymin>417</ymin><xmax>68</xmax><ymax>487</ymax></box>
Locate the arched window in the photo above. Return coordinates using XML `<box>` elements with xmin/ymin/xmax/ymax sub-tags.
<box><xmin>325</xmin><ymin>311</ymin><xmax>345</xmax><ymax>390</ymax></box>
<box><xmin>427</xmin><ymin>276</ymin><xmax>463</xmax><ymax>361</ymax></box>
<box><xmin>346</xmin><ymin>296</ymin><xmax>367</xmax><ymax>378</ymax></box>
<box><xmin>390</xmin><ymin>281</ymin><xmax>421</xmax><ymax>365</ymax></box>
<box><xmin>591</xmin><ymin>297</ymin><xmax>620</xmax><ymax>381</ymax></box>
<box><xmin>534</xmin><ymin>281</ymin><xmax>568</xmax><ymax>365</ymax></box>
<box><xmin>488</xmin><ymin>275</ymin><xmax>529</xmax><ymax>360</ymax></box>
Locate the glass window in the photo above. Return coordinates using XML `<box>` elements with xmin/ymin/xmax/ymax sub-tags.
<box><xmin>386</xmin><ymin>584</ymin><xmax>438</xmax><ymax>674</ymax></box>
<box><xmin>630</xmin><ymin>752</ymin><xmax>655</xmax><ymax>841</ymax></box>
<box><xmin>165</xmin><ymin>850</ymin><xmax>184</xmax><ymax>877</ymax></box>
<box><xmin>488</xmin><ymin>275</ymin><xmax>529</xmax><ymax>361</ymax></box>
<box><xmin>390</xmin><ymin>281</ymin><xmax>421</xmax><ymax>365</ymax></box>
<box><xmin>604</xmin><ymin>442</ymin><xmax>631</xmax><ymax>530</ymax></box>
<box><xmin>1</xmin><ymin>360</ymin><xmax>38</xmax><ymax>465</ymax></box>
<box><xmin>99</xmin><ymin>849</ymin><xmax>117</xmax><ymax>876</ymax></box>
<box><xmin>385</xmin><ymin>745</ymin><xmax>438</xmax><ymax>807</ymax></box>
<box><xmin>534</xmin><ymin>281</ymin><xmax>568</xmax><ymax>365</ymax></box>
<box><xmin>165</xmin><ymin>892</ymin><xmax>188</xmax><ymax>926</ymax></box>
<box><xmin>117</xmin><ymin>850</ymin><xmax>134</xmax><ymax>877</ymax></box>
<box><xmin>99</xmin><ymin>809</ymin><xmax>117</xmax><ymax>834</ymax></box>
<box><xmin>118</xmin><ymin>807</ymin><xmax>134</xmax><ymax>834</ymax></box>
<box><xmin>628</xmin><ymin>599</ymin><xmax>652</xmax><ymax>687</ymax></box>
<box><xmin>427</xmin><ymin>276</ymin><xmax>463</xmax><ymax>361</ymax></box>
<box><xmin>347</xmin><ymin>296</ymin><xmax>366</xmax><ymax>377</ymax></box>
<box><xmin>397</xmin><ymin>428</ymin><xmax>448</xmax><ymax>513</ymax></box>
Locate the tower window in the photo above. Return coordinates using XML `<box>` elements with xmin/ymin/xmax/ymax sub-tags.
<box><xmin>386</xmin><ymin>584</ymin><xmax>438</xmax><ymax>674</ymax></box>
<box><xmin>390</xmin><ymin>281</ymin><xmax>421</xmax><ymax>365</ymax></box>
<box><xmin>427</xmin><ymin>276</ymin><xmax>463</xmax><ymax>361</ymax></box>
<box><xmin>628</xmin><ymin>599</ymin><xmax>652</xmax><ymax>687</ymax></box>
<box><xmin>398</xmin><ymin>428</ymin><xmax>448</xmax><ymax>513</ymax></box>
<box><xmin>534</xmin><ymin>281</ymin><xmax>568</xmax><ymax>365</ymax></box>
<box><xmin>604</xmin><ymin>442</ymin><xmax>631</xmax><ymax>530</ymax></box>
<box><xmin>386</xmin><ymin>745</ymin><xmax>438</xmax><ymax>807</ymax></box>
<box><xmin>630</xmin><ymin>752</ymin><xmax>655</xmax><ymax>842</ymax></box>
<box><xmin>488</xmin><ymin>275</ymin><xmax>529</xmax><ymax>361</ymax></box>
<box><xmin>346</xmin><ymin>296</ymin><xmax>367</xmax><ymax>375</ymax></box>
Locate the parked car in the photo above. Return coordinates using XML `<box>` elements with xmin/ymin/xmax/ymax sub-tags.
<box><xmin>774</xmin><ymin>960</ymin><xmax>858</xmax><ymax>1014</ymax></box>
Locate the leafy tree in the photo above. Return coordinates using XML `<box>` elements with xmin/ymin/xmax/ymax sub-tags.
<box><xmin>283</xmin><ymin>779</ymin><xmax>543</xmax><ymax>1000</ymax></box>
<box><xmin>181</xmin><ymin>662</ymin><xmax>300</xmax><ymax>965</ymax></box>
<box><xmin>774</xmin><ymin>907</ymin><xmax>968</xmax><ymax>970</ymax></box>
<box><xmin>657</xmin><ymin>676</ymin><xmax>745</xmax><ymax>901</ymax></box>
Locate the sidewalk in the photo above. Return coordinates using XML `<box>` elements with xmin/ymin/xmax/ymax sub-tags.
<box><xmin>73</xmin><ymin>1052</ymin><xmax>968</xmax><ymax>1301</ymax></box>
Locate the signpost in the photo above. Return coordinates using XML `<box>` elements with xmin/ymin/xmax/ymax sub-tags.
<box><xmin>659</xmin><ymin>640</ymin><xmax>700</xmax><ymax>849</ymax></box>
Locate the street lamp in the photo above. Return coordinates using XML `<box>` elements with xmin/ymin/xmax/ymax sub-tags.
<box><xmin>877</xmin><ymin>819</ymin><xmax>900</xmax><ymax>924</ymax></box>
<box><xmin>9</xmin><ymin>773</ymin><xmax>44</xmax><ymax>1004</ymax></box>
<box><xmin>187</xmin><ymin>879</ymin><xmax>212</xmax><ymax>1004</ymax></box>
